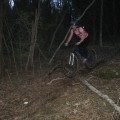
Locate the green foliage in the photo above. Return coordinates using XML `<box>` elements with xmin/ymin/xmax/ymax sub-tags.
<box><xmin>95</xmin><ymin>65</ymin><xmax>120</xmax><ymax>80</ymax></box>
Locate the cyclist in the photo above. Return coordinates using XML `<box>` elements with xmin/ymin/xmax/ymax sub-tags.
<box><xmin>65</xmin><ymin>20</ymin><xmax>89</xmax><ymax>63</ymax></box>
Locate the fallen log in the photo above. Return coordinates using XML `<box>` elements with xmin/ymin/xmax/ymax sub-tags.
<box><xmin>80</xmin><ymin>78</ymin><xmax>120</xmax><ymax>113</ymax></box>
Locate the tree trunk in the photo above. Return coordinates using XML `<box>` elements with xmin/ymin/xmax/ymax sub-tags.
<box><xmin>26</xmin><ymin>1</ymin><xmax>41</xmax><ymax>70</ymax></box>
<box><xmin>113</xmin><ymin>0</ymin><xmax>117</xmax><ymax>41</ymax></box>
<box><xmin>26</xmin><ymin>11</ymin><xmax>39</xmax><ymax>70</ymax></box>
<box><xmin>92</xmin><ymin>8</ymin><xmax>96</xmax><ymax>44</ymax></box>
<box><xmin>0</xmin><ymin>2</ymin><xmax>3</xmax><ymax>76</ymax></box>
<box><xmin>99</xmin><ymin>0</ymin><xmax>103</xmax><ymax>47</ymax></box>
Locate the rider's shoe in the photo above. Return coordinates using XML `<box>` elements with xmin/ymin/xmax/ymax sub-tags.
<box><xmin>82</xmin><ymin>58</ymin><xmax>87</xmax><ymax>64</ymax></box>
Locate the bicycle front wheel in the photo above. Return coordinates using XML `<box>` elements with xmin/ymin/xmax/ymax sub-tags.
<box><xmin>63</xmin><ymin>53</ymin><xmax>79</xmax><ymax>77</ymax></box>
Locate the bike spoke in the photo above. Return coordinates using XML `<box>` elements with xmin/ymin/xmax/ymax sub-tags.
<box><xmin>63</xmin><ymin>53</ymin><xmax>79</xmax><ymax>77</ymax></box>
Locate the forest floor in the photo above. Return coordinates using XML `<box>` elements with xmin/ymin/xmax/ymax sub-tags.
<box><xmin>0</xmin><ymin>45</ymin><xmax>120</xmax><ymax>120</ymax></box>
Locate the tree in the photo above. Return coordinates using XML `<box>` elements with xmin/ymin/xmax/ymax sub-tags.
<box><xmin>99</xmin><ymin>0</ymin><xmax>103</xmax><ymax>47</ymax></box>
<box><xmin>25</xmin><ymin>1</ymin><xmax>41</xmax><ymax>70</ymax></box>
<box><xmin>0</xmin><ymin>1</ymin><xmax>3</xmax><ymax>76</ymax></box>
<box><xmin>112</xmin><ymin>0</ymin><xmax>117</xmax><ymax>41</ymax></box>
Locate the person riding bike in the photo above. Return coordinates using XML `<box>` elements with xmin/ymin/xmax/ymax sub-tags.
<box><xmin>65</xmin><ymin>20</ymin><xmax>89</xmax><ymax>63</ymax></box>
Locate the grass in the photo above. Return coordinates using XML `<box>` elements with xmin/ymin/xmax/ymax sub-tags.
<box><xmin>95</xmin><ymin>64</ymin><xmax>120</xmax><ymax>80</ymax></box>
<box><xmin>57</xmin><ymin>116</ymin><xmax>69</xmax><ymax>120</ymax></box>
<box><xmin>43</xmin><ymin>103</ymin><xmax>56</xmax><ymax>115</ymax></box>
<box><xmin>1</xmin><ymin>61</ymin><xmax>118</xmax><ymax>120</ymax></box>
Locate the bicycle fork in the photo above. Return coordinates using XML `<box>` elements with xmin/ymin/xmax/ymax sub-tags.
<box><xmin>69</xmin><ymin>53</ymin><xmax>75</xmax><ymax>66</ymax></box>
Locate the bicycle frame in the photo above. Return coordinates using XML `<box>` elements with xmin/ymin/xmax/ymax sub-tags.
<box><xmin>69</xmin><ymin>53</ymin><xmax>75</xmax><ymax>66</ymax></box>
<box><xmin>71</xmin><ymin>48</ymin><xmax>83</xmax><ymax>63</ymax></box>
<box><xmin>68</xmin><ymin>50</ymin><xmax>84</xmax><ymax>68</ymax></box>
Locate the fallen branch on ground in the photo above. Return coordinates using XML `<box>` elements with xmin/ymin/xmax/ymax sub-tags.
<box><xmin>111</xmin><ymin>97</ymin><xmax>120</xmax><ymax>120</ymax></box>
<box><xmin>47</xmin><ymin>77</ymin><xmax>65</xmax><ymax>85</ymax></box>
<box><xmin>80</xmin><ymin>78</ymin><xmax>120</xmax><ymax>113</ymax></box>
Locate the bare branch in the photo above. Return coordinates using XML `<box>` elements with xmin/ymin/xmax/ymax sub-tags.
<box><xmin>77</xmin><ymin>0</ymin><xmax>96</xmax><ymax>21</ymax></box>
<box><xmin>49</xmin><ymin>10</ymin><xmax>68</xmax><ymax>52</ymax></box>
<box><xmin>26</xmin><ymin>1</ymin><xmax>41</xmax><ymax>70</ymax></box>
<box><xmin>48</xmin><ymin>27</ymin><xmax>71</xmax><ymax>64</ymax></box>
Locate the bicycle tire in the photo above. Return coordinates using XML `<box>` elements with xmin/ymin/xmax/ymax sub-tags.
<box><xmin>85</xmin><ymin>49</ymin><xmax>97</xmax><ymax>69</ymax></box>
<box><xmin>62</xmin><ymin>53</ymin><xmax>79</xmax><ymax>77</ymax></box>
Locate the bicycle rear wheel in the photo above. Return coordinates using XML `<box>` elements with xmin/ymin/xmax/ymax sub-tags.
<box><xmin>63</xmin><ymin>53</ymin><xmax>79</xmax><ymax>77</ymax></box>
<box><xmin>85</xmin><ymin>49</ymin><xmax>97</xmax><ymax>69</ymax></box>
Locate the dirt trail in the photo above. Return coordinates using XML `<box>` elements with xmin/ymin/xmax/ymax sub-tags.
<box><xmin>0</xmin><ymin>46</ymin><xmax>120</xmax><ymax>120</ymax></box>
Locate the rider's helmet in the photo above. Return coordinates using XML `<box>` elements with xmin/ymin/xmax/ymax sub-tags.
<box><xmin>75</xmin><ymin>22</ymin><xmax>85</xmax><ymax>29</ymax></box>
<box><xmin>70</xmin><ymin>18</ymin><xmax>85</xmax><ymax>29</ymax></box>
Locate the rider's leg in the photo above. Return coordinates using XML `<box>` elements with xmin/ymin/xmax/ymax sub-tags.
<box><xmin>78</xmin><ymin>39</ymin><xmax>89</xmax><ymax>62</ymax></box>
<box><xmin>73</xmin><ymin>45</ymin><xmax>79</xmax><ymax>54</ymax></box>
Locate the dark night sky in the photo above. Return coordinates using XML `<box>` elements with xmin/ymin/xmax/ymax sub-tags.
<box><xmin>72</xmin><ymin>0</ymin><xmax>120</xmax><ymax>35</ymax></box>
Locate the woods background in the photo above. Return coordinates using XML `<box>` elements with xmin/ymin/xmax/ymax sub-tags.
<box><xmin>0</xmin><ymin>0</ymin><xmax>120</xmax><ymax>77</ymax></box>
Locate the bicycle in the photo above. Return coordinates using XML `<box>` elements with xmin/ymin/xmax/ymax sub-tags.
<box><xmin>62</xmin><ymin>45</ymin><xmax>97</xmax><ymax>77</ymax></box>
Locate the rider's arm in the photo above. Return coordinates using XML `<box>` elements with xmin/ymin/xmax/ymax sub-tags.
<box><xmin>75</xmin><ymin>38</ymin><xmax>84</xmax><ymax>45</ymax></box>
<box><xmin>65</xmin><ymin>29</ymin><xmax>74</xmax><ymax>46</ymax></box>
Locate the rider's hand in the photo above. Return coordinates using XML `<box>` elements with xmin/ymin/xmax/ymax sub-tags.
<box><xmin>65</xmin><ymin>42</ymin><xmax>69</xmax><ymax>46</ymax></box>
<box><xmin>75</xmin><ymin>42</ymin><xmax>80</xmax><ymax>45</ymax></box>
